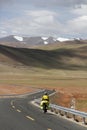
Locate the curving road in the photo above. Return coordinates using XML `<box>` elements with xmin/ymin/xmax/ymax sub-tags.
<box><xmin>0</xmin><ymin>90</ymin><xmax>87</xmax><ymax>130</ymax></box>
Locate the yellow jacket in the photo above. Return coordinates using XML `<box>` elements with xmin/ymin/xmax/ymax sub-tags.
<box><xmin>42</xmin><ymin>95</ymin><xmax>49</xmax><ymax>101</ymax></box>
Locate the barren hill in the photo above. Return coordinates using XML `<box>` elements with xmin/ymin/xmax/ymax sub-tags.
<box><xmin>0</xmin><ymin>41</ymin><xmax>87</xmax><ymax>70</ymax></box>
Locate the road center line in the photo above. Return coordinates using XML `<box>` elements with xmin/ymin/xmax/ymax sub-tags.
<box><xmin>16</xmin><ymin>109</ymin><xmax>21</xmax><ymax>112</ymax></box>
<box><xmin>12</xmin><ymin>106</ymin><xmax>15</xmax><ymax>108</ymax></box>
<box><xmin>11</xmin><ymin>101</ymin><xmax>13</xmax><ymax>106</ymax></box>
<box><xmin>26</xmin><ymin>115</ymin><xmax>35</xmax><ymax>121</ymax></box>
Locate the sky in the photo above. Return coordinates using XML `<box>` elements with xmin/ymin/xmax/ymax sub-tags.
<box><xmin>0</xmin><ymin>0</ymin><xmax>87</xmax><ymax>39</ymax></box>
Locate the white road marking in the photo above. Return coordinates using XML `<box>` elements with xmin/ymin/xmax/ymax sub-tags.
<box><xmin>26</xmin><ymin>116</ymin><xmax>35</xmax><ymax>121</ymax></box>
<box><xmin>16</xmin><ymin>109</ymin><xmax>21</xmax><ymax>112</ymax></box>
<box><xmin>11</xmin><ymin>100</ymin><xmax>13</xmax><ymax>106</ymax></box>
<box><xmin>12</xmin><ymin>106</ymin><xmax>15</xmax><ymax>108</ymax></box>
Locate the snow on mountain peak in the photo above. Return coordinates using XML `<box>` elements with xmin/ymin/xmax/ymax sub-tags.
<box><xmin>44</xmin><ymin>41</ymin><xmax>48</xmax><ymax>44</ymax></box>
<box><xmin>57</xmin><ymin>37</ymin><xmax>70</xmax><ymax>42</ymax></box>
<box><xmin>14</xmin><ymin>36</ymin><xmax>23</xmax><ymax>41</ymax></box>
<box><xmin>41</xmin><ymin>37</ymin><xmax>48</xmax><ymax>40</ymax></box>
<box><xmin>41</xmin><ymin>37</ymin><xmax>49</xmax><ymax>44</ymax></box>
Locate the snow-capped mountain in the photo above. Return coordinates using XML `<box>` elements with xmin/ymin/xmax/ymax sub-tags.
<box><xmin>13</xmin><ymin>36</ymin><xmax>23</xmax><ymax>41</ymax></box>
<box><xmin>0</xmin><ymin>35</ymin><xmax>81</xmax><ymax>48</ymax></box>
<box><xmin>56</xmin><ymin>37</ymin><xmax>72</xmax><ymax>42</ymax></box>
<box><xmin>0</xmin><ymin>35</ymin><xmax>58</xmax><ymax>46</ymax></box>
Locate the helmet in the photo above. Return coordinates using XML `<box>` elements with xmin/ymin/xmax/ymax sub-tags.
<box><xmin>44</xmin><ymin>91</ymin><xmax>47</xmax><ymax>95</ymax></box>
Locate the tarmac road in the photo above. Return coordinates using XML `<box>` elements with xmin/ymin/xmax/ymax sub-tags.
<box><xmin>0</xmin><ymin>90</ymin><xmax>87</xmax><ymax>130</ymax></box>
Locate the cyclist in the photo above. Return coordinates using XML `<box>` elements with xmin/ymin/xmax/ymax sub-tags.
<box><xmin>40</xmin><ymin>92</ymin><xmax>49</xmax><ymax>109</ymax></box>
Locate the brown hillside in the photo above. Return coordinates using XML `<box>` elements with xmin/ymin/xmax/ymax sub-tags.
<box><xmin>0</xmin><ymin>43</ymin><xmax>87</xmax><ymax>70</ymax></box>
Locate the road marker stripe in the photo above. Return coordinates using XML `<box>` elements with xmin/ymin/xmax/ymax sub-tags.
<box><xmin>12</xmin><ymin>106</ymin><xmax>15</xmax><ymax>108</ymax></box>
<box><xmin>11</xmin><ymin>101</ymin><xmax>13</xmax><ymax>106</ymax></box>
<box><xmin>26</xmin><ymin>116</ymin><xmax>35</xmax><ymax>121</ymax></box>
<box><xmin>16</xmin><ymin>109</ymin><xmax>21</xmax><ymax>112</ymax></box>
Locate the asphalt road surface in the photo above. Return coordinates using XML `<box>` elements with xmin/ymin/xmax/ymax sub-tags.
<box><xmin>0</xmin><ymin>90</ymin><xmax>87</xmax><ymax>130</ymax></box>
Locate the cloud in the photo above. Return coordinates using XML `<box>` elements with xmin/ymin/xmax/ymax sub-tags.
<box><xmin>1</xmin><ymin>0</ymin><xmax>87</xmax><ymax>8</ymax></box>
<box><xmin>0</xmin><ymin>0</ymin><xmax>14</xmax><ymax>7</ymax></box>
<box><xmin>72</xmin><ymin>5</ymin><xmax>87</xmax><ymax>15</ymax></box>
<box><xmin>1</xmin><ymin>30</ymin><xmax>7</xmax><ymax>34</ymax></box>
<box><xmin>0</xmin><ymin>9</ymin><xmax>63</xmax><ymax>37</ymax></box>
<box><xmin>0</xmin><ymin>0</ymin><xmax>12</xmax><ymax>3</ymax></box>
<box><xmin>23</xmin><ymin>0</ymin><xmax>87</xmax><ymax>8</ymax></box>
<box><xmin>0</xmin><ymin>30</ymin><xmax>7</xmax><ymax>37</ymax></box>
<box><xmin>25</xmin><ymin>10</ymin><xmax>57</xmax><ymax>25</ymax></box>
<box><xmin>1</xmin><ymin>8</ymin><xmax>87</xmax><ymax>38</ymax></box>
<box><xmin>66</xmin><ymin>15</ymin><xmax>87</xmax><ymax>37</ymax></box>
<box><xmin>0</xmin><ymin>0</ymin><xmax>87</xmax><ymax>38</ymax></box>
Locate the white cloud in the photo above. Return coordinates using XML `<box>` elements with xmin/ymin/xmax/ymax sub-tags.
<box><xmin>1</xmin><ymin>30</ymin><xmax>7</xmax><ymax>34</ymax></box>
<box><xmin>72</xmin><ymin>4</ymin><xmax>87</xmax><ymax>15</ymax></box>
<box><xmin>0</xmin><ymin>30</ymin><xmax>7</xmax><ymax>37</ymax></box>
<box><xmin>25</xmin><ymin>10</ymin><xmax>57</xmax><ymax>23</ymax></box>
<box><xmin>0</xmin><ymin>1</ymin><xmax>87</xmax><ymax>39</ymax></box>
<box><xmin>25</xmin><ymin>10</ymin><xmax>56</xmax><ymax>16</ymax></box>
<box><xmin>24</xmin><ymin>10</ymin><xmax>63</xmax><ymax>35</ymax></box>
<box><xmin>19</xmin><ymin>0</ymin><xmax>87</xmax><ymax>8</ymax></box>
<box><xmin>64</xmin><ymin>15</ymin><xmax>87</xmax><ymax>38</ymax></box>
<box><xmin>68</xmin><ymin>15</ymin><xmax>87</xmax><ymax>31</ymax></box>
<box><xmin>0</xmin><ymin>9</ymin><xmax>63</xmax><ymax>37</ymax></box>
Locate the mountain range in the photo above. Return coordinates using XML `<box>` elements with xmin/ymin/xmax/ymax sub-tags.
<box><xmin>0</xmin><ymin>35</ymin><xmax>76</xmax><ymax>48</ymax></box>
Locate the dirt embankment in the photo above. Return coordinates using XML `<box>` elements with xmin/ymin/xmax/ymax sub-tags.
<box><xmin>0</xmin><ymin>85</ymin><xmax>36</xmax><ymax>95</ymax></box>
<box><xmin>50</xmin><ymin>86</ymin><xmax>87</xmax><ymax>112</ymax></box>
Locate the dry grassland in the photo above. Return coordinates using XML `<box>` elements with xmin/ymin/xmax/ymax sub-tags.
<box><xmin>0</xmin><ymin>66</ymin><xmax>87</xmax><ymax>112</ymax></box>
